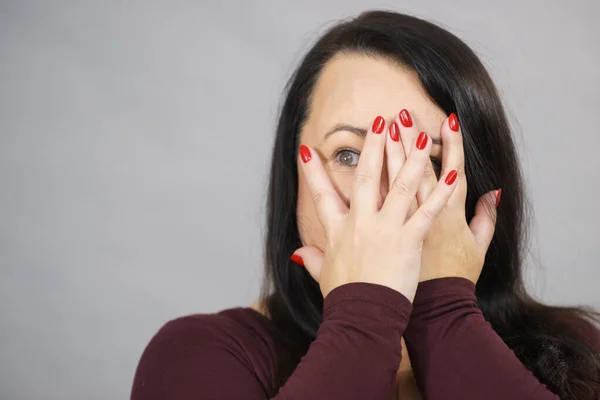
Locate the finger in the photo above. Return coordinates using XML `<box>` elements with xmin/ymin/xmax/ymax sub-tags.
<box><xmin>386</xmin><ymin>119</ymin><xmax>416</xmax><ymax>220</ymax></box>
<box><xmin>351</xmin><ymin>116</ymin><xmax>387</xmax><ymax>214</ymax></box>
<box><xmin>441</xmin><ymin>112</ymin><xmax>467</xmax><ymax>208</ymax></box>
<box><xmin>398</xmin><ymin>108</ymin><xmax>418</xmax><ymax>149</ymax></box>
<box><xmin>290</xmin><ymin>246</ymin><xmax>324</xmax><ymax>283</ymax></box>
<box><xmin>397</xmin><ymin>109</ymin><xmax>438</xmax><ymax>207</ymax></box>
<box><xmin>469</xmin><ymin>189</ymin><xmax>501</xmax><ymax>251</ymax></box>
<box><xmin>298</xmin><ymin>144</ymin><xmax>347</xmax><ymax>233</ymax></box>
<box><xmin>385</xmin><ymin>121</ymin><xmax>406</xmax><ymax>192</ymax></box>
<box><xmin>418</xmin><ymin>155</ymin><xmax>439</xmax><ymax>204</ymax></box>
<box><xmin>381</xmin><ymin>131</ymin><xmax>432</xmax><ymax>221</ymax></box>
<box><xmin>406</xmin><ymin>168</ymin><xmax>459</xmax><ymax>238</ymax></box>
<box><xmin>397</xmin><ymin>110</ymin><xmax>421</xmax><ymax>218</ymax></box>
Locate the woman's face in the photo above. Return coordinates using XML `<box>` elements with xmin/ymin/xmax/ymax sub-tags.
<box><xmin>297</xmin><ymin>52</ymin><xmax>447</xmax><ymax>251</ymax></box>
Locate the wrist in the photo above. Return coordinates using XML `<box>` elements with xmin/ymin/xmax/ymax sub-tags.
<box><xmin>410</xmin><ymin>277</ymin><xmax>478</xmax><ymax>320</ymax></box>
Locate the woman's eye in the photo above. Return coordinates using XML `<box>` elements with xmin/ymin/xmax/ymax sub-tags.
<box><xmin>335</xmin><ymin>149</ymin><xmax>359</xmax><ymax>166</ymax></box>
<box><xmin>333</xmin><ymin>150</ymin><xmax>440</xmax><ymax>171</ymax></box>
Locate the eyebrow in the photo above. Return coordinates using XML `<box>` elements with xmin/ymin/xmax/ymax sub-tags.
<box><xmin>323</xmin><ymin>122</ymin><xmax>443</xmax><ymax>145</ymax></box>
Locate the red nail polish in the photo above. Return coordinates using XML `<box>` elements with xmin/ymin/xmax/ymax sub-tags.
<box><xmin>445</xmin><ymin>170</ymin><xmax>458</xmax><ymax>185</ymax></box>
<box><xmin>372</xmin><ymin>116</ymin><xmax>385</xmax><ymax>134</ymax></box>
<box><xmin>389</xmin><ymin>122</ymin><xmax>399</xmax><ymax>142</ymax></box>
<box><xmin>495</xmin><ymin>189</ymin><xmax>502</xmax><ymax>208</ymax></box>
<box><xmin>290</xmin><ymin>254</ymin><xmax>304</xmax><ymax>266</ymax></box>
<box><xmin>449</xmin><ymin>113</ymin><xmax>459</xmax><ymax>132</ymax></box>
<box><xmin>416</xmin><ymin>132</ymin><xmax>428</xmax><ymax>149</ymax></box>
<box><xmin>299</xmin><ymin>145</ymin><xmax>311</xmax><ymax>163</ymax></box>
<box><xmin>399</xmin><ymin>109</ymin><xmax>413</xmax><ymax>127</ymax></box>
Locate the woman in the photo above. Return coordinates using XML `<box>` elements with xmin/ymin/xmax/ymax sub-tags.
<box><xmin>131</xmin><ymin>10</ymin><xmax>600</xmax><ymax>400</ymax></box>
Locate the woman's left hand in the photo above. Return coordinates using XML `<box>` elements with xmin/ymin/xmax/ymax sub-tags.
<box><xmin>387</xmin><ymin>110</ymin><xmax>500</xmax><ymax>284</ymax></box>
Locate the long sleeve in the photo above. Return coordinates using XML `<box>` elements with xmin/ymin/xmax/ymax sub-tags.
<box><xmin>403</xmin><ymin>277</ymin><xmax>560</xmax><ymax>400</ymax></box>
<box><xmin>131</xmin><ymin>282</ymin><xmax>412</xmax><ymax>400</ymax></box>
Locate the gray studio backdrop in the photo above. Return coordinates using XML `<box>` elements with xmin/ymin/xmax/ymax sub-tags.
<box><xmin>1</xmin><ymin>1</ymin><xmax>598</xmax><ymax>399</ymax></box>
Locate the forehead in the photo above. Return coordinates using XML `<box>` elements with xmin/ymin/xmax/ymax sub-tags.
<box><xmin>304</xmin><ymin>52</ymin><xmax>446</xmax><ymax>137</ymax></box>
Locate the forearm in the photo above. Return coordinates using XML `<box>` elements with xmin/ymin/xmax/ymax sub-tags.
<box><xmin>275</xmin><ymin>282</ymin><xmax>411</xmax><ymax>398</ymax></box>
<box><xmin>403</xmin><ymin>278</ymin><xmax>559</xmax><ymax>400</ymax></box>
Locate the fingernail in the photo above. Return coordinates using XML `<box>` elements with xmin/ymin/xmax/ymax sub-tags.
<box><xmin>299</xmin><ymin>145</ymin><xmax>311</xmax><ymax>163</ymax></box>
<box><xmin>445</xmin><ymin>170</ymin><xmax>458</xmax><ymax>185</ymax></box>
<box><xmin>372</xmin><ymin>116</ymin><xmax>385</xmax><ymax>134</ymax></box>
<box><xmin>495</xmin><ymin>189</ymin><xmax>502</xmax><ymax>208</ymax></box>
<box><xmin>290</xmin><ymin>254</ymin><xmax>304</xmax><ymax>266</ymax></box>
<box><xmin>389</xmin><ymin>122</ymin><xmax>400</xmax><ymax>142</ymax></box>
<box><xmin>416</xmin><ymin>131</ymin><xmax>428</xmax><ymax>149</ymax></box>
<box><xmin>449</xmin><ymin>113</ymin><xmax>459</xmax><ymax>132</ymax></box>
<box><xmin>399</xmin><ymin>109</ymin><xmax>413</xmax><ymax>127</ymax></box>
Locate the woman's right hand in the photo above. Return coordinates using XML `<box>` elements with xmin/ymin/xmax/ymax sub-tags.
<box><xmin>293</xmin><ymin>115</ymin><xmax>459</xmax><ymax>302</ymax></box>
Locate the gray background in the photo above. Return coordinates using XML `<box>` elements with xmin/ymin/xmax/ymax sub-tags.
<box><xmin>0</xmin><ymin>1</ymin><xmax>598</xmax><ymax>399</ymax></box>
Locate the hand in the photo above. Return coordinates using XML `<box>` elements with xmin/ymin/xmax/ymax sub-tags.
<box><xmin>391</xmin><ymin>110</ymin><xmax>500</xmax><ymax>283</ymax></box>
<box><xmin>292</xmin><ymin>115</ymin><xmax>459</xmax><ymax>301</ymax></box>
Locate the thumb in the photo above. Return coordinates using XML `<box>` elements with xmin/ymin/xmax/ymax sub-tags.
<box><xmin>469</xmin><ymin>189</ymin><xmax>501</xmax><ymax>251</ymax></box>
<box><xmin>290</xmin><ymin>246</ymin><xmax>324</xmax><ymax>283</ymax></box>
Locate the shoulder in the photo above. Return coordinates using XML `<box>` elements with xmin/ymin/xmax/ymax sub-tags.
<box><xmin>152</xmin><ymin>307</ymin><xmax>274</xmax><ymax>349</ymax></box>
<box><xmin>131</xmin><ymin>307</ymin><xmax>278</xmax><ymax>398</ymax></box>
<box><xmin>151</xmin><ymin>306</ymin><xmax>277</xmax><ymax>371</ymax></box>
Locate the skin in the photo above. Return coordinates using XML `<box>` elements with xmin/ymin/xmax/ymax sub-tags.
<box><xmin>253</xmin><ymin>52</ymin><xmax>499</xmax><ymax>399</ymax></box>
<box><xmin>296</xmin><ymin>53</ymin><xmax>447</xmax><ymax>254</ymax></box>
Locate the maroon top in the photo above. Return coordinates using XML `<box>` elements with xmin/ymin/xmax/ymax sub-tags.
<box><xmin>131</xmin><ymin>277</ymin><xmax>600</xmax><ymax>399</ymax></box>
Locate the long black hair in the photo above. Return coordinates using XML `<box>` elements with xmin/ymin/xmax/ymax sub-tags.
<box><xmin>259</xmin><ymin>10</ymin><xmax>600</xmax><ymax>399</ymax></box>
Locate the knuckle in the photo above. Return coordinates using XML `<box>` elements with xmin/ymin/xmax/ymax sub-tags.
<box><xmin>352</xmin><ymin>222</ymin><xmax>368</xmax><ymax>240</ymax></box>
<box><xmin>311</xmin><ymin>189</ymin><xmax>327</xmax><ymax>205</ymax></box>
<box><xmin>456</xmin><ymin>166</ymin><xmax>467</xmax><ymax>179</ymax></box>
<box><xmin>392</xmin><ymin>178</ymin><xmax>415</xmax><ymax>197</ymax></box>
<box><xmin>422</xmin><ymin>164</ymin><xmax>436</xmax><ymax>179</ymax></box>
<box><xmin>419</xmin><ymin>207</ymin><xmax>435</xmax><ymax>224</ymax></box>
<box><xmin>354</xmin><ymin>170</ymin><xmax>373</xmax><ymax>185</ymax></box>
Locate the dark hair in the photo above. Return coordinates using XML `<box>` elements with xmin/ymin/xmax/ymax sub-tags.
<box><xmin>259</xmin><ymin>10</ymin><xmax>600</xmax><ymax>399</ymax></box>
